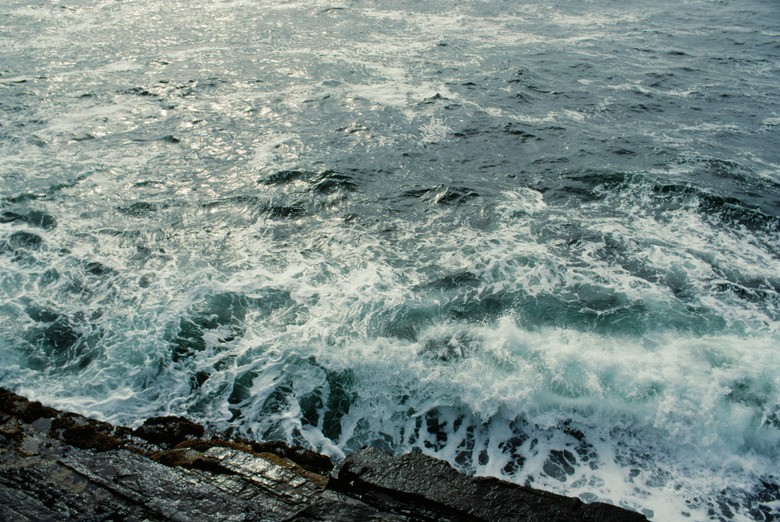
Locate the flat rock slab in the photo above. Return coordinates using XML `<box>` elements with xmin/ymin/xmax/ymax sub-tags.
<box><xmin>0</xmin><ymin>419</ymin><xmax>300</xmax><ymax>521</ymax></box>
<box><xmin>0</xmin><ymin>388</ymin><xmax>646</xmax><ymax>521</ymax></box>
<box><xmin>328</xmin><ymin>447</ymin><xmax>646</xmax><ymax>522</ymax></box>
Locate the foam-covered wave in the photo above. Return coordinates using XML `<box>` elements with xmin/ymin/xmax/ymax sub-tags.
<box><xmin>2</xmin><ymin>172</ymin><xmax>778</xmax><ymax>519</ymax></box>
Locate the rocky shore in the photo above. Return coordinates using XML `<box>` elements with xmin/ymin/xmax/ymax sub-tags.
<box><xmin>0</xmin><ymin>388</ymin><xmax>646</xmax><ymax>521</ymax></box>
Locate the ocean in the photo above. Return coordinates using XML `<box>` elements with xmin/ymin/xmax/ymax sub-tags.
<box><xmin>1</xmin><ymin>0</ymin><xmax>779</xmax><ymax>519</ymax></box>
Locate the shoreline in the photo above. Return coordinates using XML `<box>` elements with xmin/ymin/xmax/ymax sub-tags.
<box><xmin>0</xmin><ymin>387</ymin><xmax>645</xmax><ymax>521</ymax></box>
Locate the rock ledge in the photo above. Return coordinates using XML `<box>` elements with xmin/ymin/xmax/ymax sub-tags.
<box><xmin>0</xmin><ymin>388</ymin><xmax>646</xmax><ymax>521</ymax></box>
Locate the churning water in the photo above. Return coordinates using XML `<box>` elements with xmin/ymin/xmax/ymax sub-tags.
<box><xmin>2</xmin><ymin>0</ymin><xmax>779</xmax><ymax>519</ymax></box>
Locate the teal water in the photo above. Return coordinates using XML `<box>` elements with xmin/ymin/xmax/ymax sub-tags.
<box><xmin>1</xmin><ymin>0</ymin><xmax>779</xmax><ymax>519</ymax></box>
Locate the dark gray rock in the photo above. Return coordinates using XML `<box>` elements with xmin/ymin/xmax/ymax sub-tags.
<box><xmin>288</xmin><ymin>490</ymin><xmax>407</xmax><ymax>521</ymax></box>
<box><xmin>329</xmin><ymin>447</ymin><xmax>647</xmax><ymax>522</ymax></box>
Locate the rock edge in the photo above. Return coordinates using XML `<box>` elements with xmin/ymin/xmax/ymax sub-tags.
<box><xmin>0</xmin><ymin>388</ymin><xmax>646</xmax><ymax>521</ymax></box>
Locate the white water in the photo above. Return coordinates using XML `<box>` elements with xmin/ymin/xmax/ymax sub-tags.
<box><xmin>2</xmin><ymin>0</ymin><xmax>779</xmax><ymax>519</ymax></box>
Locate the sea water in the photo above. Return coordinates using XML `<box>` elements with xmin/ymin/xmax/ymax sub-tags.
<box><xmin>1</xmin><ymin>0</ymin><xmax>779</xmax><ymax>519</ymax></box>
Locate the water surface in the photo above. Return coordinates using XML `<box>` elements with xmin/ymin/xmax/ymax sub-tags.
<box><xmin>2</xmin><ymin>0</ymin><xmax>779</xmax><ymax>519</ymax></box>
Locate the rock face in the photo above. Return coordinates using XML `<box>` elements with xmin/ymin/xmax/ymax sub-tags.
<box><xmin>0</xmin><ymin>388</ymin><xmax>646</xmax><ymax>521</ymax></box>
<box><xmin>328</xmin><ymin>447</ymin><xmax>644</xmax><ymax>521</ymax></box>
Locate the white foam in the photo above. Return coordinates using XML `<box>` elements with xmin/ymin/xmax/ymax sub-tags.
<box><xmin>419</xmin><ymin>118</ymin><xmax>452</xmax><ymax>144</ymax></box>
<box><xmin>248</xmin><ymin>133</ymin><xmax>301</xmax><ymax>169</ymax></box>
<box><xmin>2</xmin><ymin>1</ymin><xmax>779</xmax><ymax>519</ymax></box>
<box><xmin>3</xmin><ymin>172</ymin><xmax>779</xmax><ymax>520</ymax></box>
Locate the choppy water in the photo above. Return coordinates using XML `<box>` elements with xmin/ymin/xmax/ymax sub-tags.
<box><xmin>2</xmin><ymin>0</ymin><xmax>780</xmax><ymax>519</ymax></box>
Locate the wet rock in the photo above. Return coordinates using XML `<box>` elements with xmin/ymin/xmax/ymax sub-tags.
<box><xmin>330</xmin><ymin>447</ymin><xmax>646</xmax><ymax>522</ymax></box>
<box><xmin>289</xmin><ymin>489</ymin><xmax>406</xmax><ymax>521</ymax></box>
<box><xmin>0</xmin><ymin>388</ymin><xmax>58</xmax><ymax>423</ymax></box>
<box><xmin>133</xmin><ymin>415</ymin><xmax>206</xmax><ymax>447</ymax></box>
<box><xmin>251</xmin><ymin>440</ymin><xmax>334</xmax><ymax>475</ymax></box>
<box><xmin>0</xmin><ymin>389</ymin><xmax>325</xmax><ymax>521</ymax></box>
